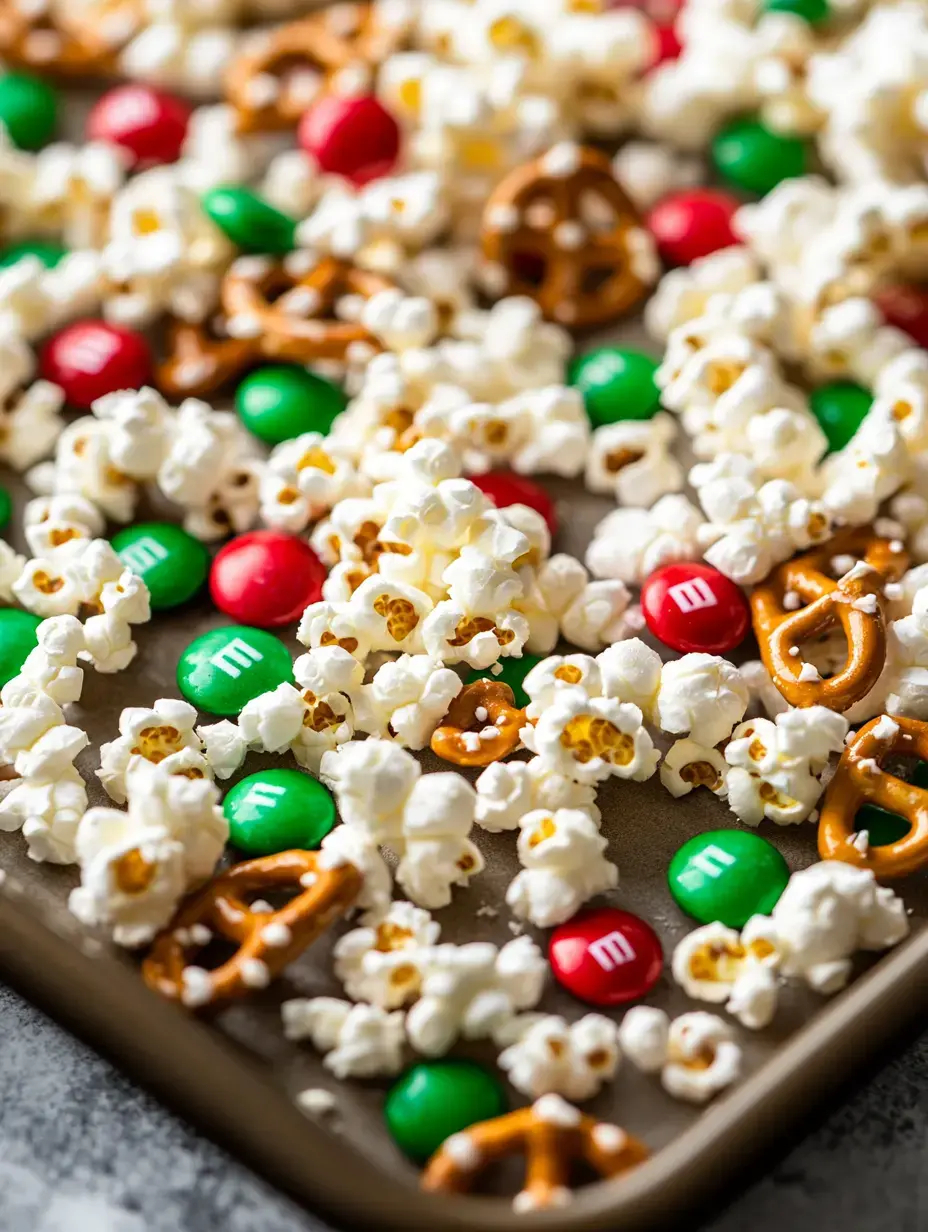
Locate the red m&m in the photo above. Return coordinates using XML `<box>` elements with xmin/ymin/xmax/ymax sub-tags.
<box><xmin>549</xmin><ymin>908</ymin><xmax>663</xmax><ymax>1006</ymax></box>
<box><xmin>209</xmin><ymin>530</ymin><xmax>327</xmax><ymax>628</ymax></box>
<box><xmin>647</xmin><ymin>188</ymin><xmax>741</xmax><ymax>266</ymax></box>
<box><xmin>641</xmin><ymin>561</ymin><xmax>750</xmax><ymax>654</ymax></box>
<box><xmin>39</xmin><ymin>320</ymin><xmax>153</xmax><ymax>408</ymax></box>
<box><xmin>298</xmin><ymin>95</ymin><xmax>401</xmax><ymax>186</ymax></box>
<box><xmin>87</xmin><ymin>84</ymin><xmax>191</xmax><ymax>168</ymax></box>
<box><xmin>470</xmin><ymin>472</ymin><xmax>558</xmax><ymax>535</ymax></box>
<box><xmin>873</xmin><ymin>284</ymin><xmax>928</xmax><ymax>350</ymax></box>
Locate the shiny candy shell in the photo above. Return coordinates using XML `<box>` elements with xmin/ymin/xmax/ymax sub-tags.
<box><xmin>87</xmin><ymin>84</ymin><xmax>191</xmax><ymax>168</ymax></box>
<box><xmin>873</xmin><ymin>284</ymin><xmax>928</xmax><ymax>350</ymax></box>
<box><xmin>668</xmin><ymin>830</ymin><xmax>790</xmax><ymax>928</ymax></box>
<box><xmin>111</xmin><ymin>521</ymin><xmax>210</xmax><ymax>610</ymax></box>
<box><xmin>470</xmin><ymin>472</ymin><xmax>557</xmax><ymax>535</ymax></box>
<box><xmin>177</xmin><ymin>625</ymin><xmax>294</xmax><ymax>717</ymax></box>
<box><xmin>646</xmin><ymin>189</ymin><xmax>740</xmax><ymax>267</ymax></box>
<box><xmin>549</xmin><ymin>907</ymin><xmax>663</xmax><ymax>1006</ymax></box>
<box><xmin>0</xmin><ymin>609</ymin><xmax>42</xmax><ymax>688</ymax></box>
<box><xmin>209</xmin><ymin>530</ymin><xmax>327</xmax><ymax>628</ymax></box>
<box><xmin>385</xmin><ymin>1061</ymin><xmax>507</xmax><ymax>1163</ymax></box>
<box><xmin>39</xmin><ymin>320</ymin><xmax>153</xmax><ymax>409</ymax></box>
<box><xmin>641</xmin><ymin>562</ymin><xmax>750</xmax><ymax>655</ymax></box>
<box><xmin>224</xmin><ymin>768</ymin><xmax>337</xmax><ymax>856</ymax></box>
<box><xmin>298</xmin><ymin>95</ymin><xmax>401</xmax><ymax>186</ymax></box>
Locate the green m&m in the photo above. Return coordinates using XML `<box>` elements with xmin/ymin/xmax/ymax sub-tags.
<box><xmin>668</xmin><ymin>829</ymin><xmax>790</xmax><ymax>928</ymax></box>
<box><xmin>201</xmin><ymin>186</ymin><xmax>297</xmax><ymax>254</ymax></box>
<box><xmin>712</xmin><ymin>116</ymin><xmax>811</xmax><ymax>196</ymax></box>
<box><xmin>567</xmin><ymin>346</ymin><xmax>661</xmax><ymax>427</ymax></box>
<box><xmin>0</xmin><ymin>240</ymin><xmax>67</xmax><ymax>271</ymax></box>
<box><xmin>177</xmin><ymin>625</ymin><xmax>294</xmax><ymax>716</ymax></box>
<box><xmin>112</xmin><ymin>521</ymin><xmax>210</xmax><ymax>610</ymax></box>
<box><xmin>235</xmin><ymin>365</ymin><xmax>346</xmax><ymax>445</ymax></box>
<box><xmin>385</xmin><ymin>1061</ymin><xmax>507</xmax><ymax>1162</ymax></box>
<box><xmin>809</xmin><ymin>381</ymin><xmax>873</xmax><ymax>453</ymax></box>
<box><xmin>0</xmin><ymin>71</ymin><xmax>58</xmax><ymax>150</ymax></box>
<box><xmin>0</xmin><ymin>484</ymin><xmax>11</xmax><ymax>530</ymax></box>
<box><xmin>466</xmin><ymin>652</ymin><xmax>543</xmax><ymax>710</ymax></box>
<box><xmin>0</xmin><ymin>609</ymin><xmax>42</xmax><ymax>688</ymax></box>
<box><xmin>224</xmin><ymin>768</ymin><xmax>337</xmax><ymax>855</ymax></box>
<box><xmin>855</xmin><ymin>761</ymin><xmax>928</xmax><ymax>847</ymax></box>
<box><xmin>763</xmin><ymin>0</ymin><xmax>829</xmax><ymax>23</ymax></box>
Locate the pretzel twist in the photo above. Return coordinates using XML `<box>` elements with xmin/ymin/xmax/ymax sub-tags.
<box><xmin>430</xmin><ymin>680</ymin><xmax>524</xmax><ymax>767</ymax></box>
<box><xmin>142</xmin><ymin>850</ymin><xmax>362</xmax><ymax>1008</ymax></box>
<box><xmin>750</xmin><ymin>528</ymin><xmax>909</xmax><ymax>712</ymax></box>
<box><xmin>481</xmin><ymin>146</ymin><xmax>649</xmax><ymax>329</ymax></box>
<box><xmin>421</xmin><ymin>1103</ymin><xmax>649</xmax><ymax>1209</ymax></box>
<box><xmin>155</xmin><ymin>319</ymin><xmax>258</xmax><ymax>400</ymax></box>
<box><xmin>818</xmin><ymin>715</ymin><xmax>928</xmax><ymax>878</ymax></box>
<box><xmin>0</xmin><ymin>1</ymin><xmax>129</xmax><ymax>76</ymax></box>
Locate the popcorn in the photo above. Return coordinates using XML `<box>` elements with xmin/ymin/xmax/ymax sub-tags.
<box><xmin>498</xmin><ymin>1014</ymin><xmax>621</xmax><ymax>1101</ymax></box>
<box><xmin>260</xmin><ymin>434</ymin><xmax>368</xmax><ymax>534</ymax></box>
<box><xmin>17</xmin><ymin>615</ymin><xmax>85</xmax><ymax>705</ymax></box>
<box><xmin>657</xmin><ymin>654</ymin><xmax>749</xmax><ymax>749</ymax></box>
<box><xmin>522</xmin><ymin>653</ymin><xmax>602</xmax><ymax>721</ymax></box>
<box><xmin>422</xmin><ymin>600</ymin><xmax>529</xmax><ymax>668</ymax></box>
<box><xmin>596</xmin><ymin>639</ymin><xmax>663</xmax><ymax>723</ymax></box>
<box><xmin>645</xmin><ymin>248</ymin><xmax>762</xmax><ymax>342</ymax></box>
<box><xmin>28</xmin><ymin>418</ymin><xmax>138</xmax><ymax>524</ymax></box>
<box><xmin>91</xmin><ymin>388</ymin><xmax>172</xmax><ymax>479</ymax></box>
<box><xmin>334</xmin><ymin>902</ymin><xmax>440</xmax><ymax>1009</ymax></box>
<box><xmin>672</xmin><ymin>921</ymin><xmax>780</xmax><ymax>1031</ymax></box>
<box><xmin>525</xmin><ymin>690</ymin><xmax>659</xmax><ymax>786</ymax></box>
<box><xmin>617</xmin><ymin>1005</ymin><xmax>669</xmax><ymax>1074</ymax></box>
<box><xmin>196</xmin><ymin>719</ymin><xmax>248</xmax><ymax>781</ymax></box>
<box><xmin>0</xmin><ymin>379</ymin><xmax>67</xmax><ymax>473</ymax></box>
<box><xmin>506</xmin><ymin>808</ymin><xmax>619</xmax><ymax>929</ymax></box>
<box><xmin>620</xmin><ymin>1006</ymin><xmax>741</xmax><ymax>1104</ymax></box>
<box><xmin>23</xmin><ymin>494</ymin><xmax>104</xmax><ymax>560</ymax></box>
<box><xmin>474</xmin><ymin>758</ymin><xmax>600</xmax><ymax>833</ymax></box>
<box><xmin>0</xmin><ymin>771</ymin><xmax>88</xmax><ymax>865</ymax></box>
<box><xmin>660</xmin><ymin>739</ymin><xmax>728</xmax><ymax>800</ymax></box>
<box><xmin>352</xmin><ymin>654</ymin><xmax>462</xmax><ymax>749</ymax></box>
<box><xmin>585</xmin><ymin>414</ymin><xmax>684</xmax><ymax>507</ymax></box>
<box><xmin>585</xmin><ymin>494</ymin><xmax>705</xmax><ymax>586</ymax></box>
<box><xmin>886</xmin><ymin>583</ymin><xmax>928</xmax><ymax>718</ymax></box>
<box><xmin>282</xmin><ymin>998</ymin><xmax>406</xmax><ymax>1079</ymax></box>
<box><xmin>98</xmin><ymin>699</ymin><xmax>205</xmax><ymax>804</ymax></box>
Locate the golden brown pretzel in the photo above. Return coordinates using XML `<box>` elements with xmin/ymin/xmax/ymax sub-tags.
<box><xmin>430</xmin><ymin>680</ymin><xmax>524</xmax><ymax>767</ymax></box>
<box><xmin>750</xmin><ymin>528</ymin><xmax>909</xmax><ymax>712</ymax></box>
<box><xmin>421</xmin><ymin>1100</ymin><xmax>649</xmax><ymax>1209</ymax></box>
<box><xmin>221</xmin><ymin>255</ymin><xmax>391</xmax><ymax>363</ymax></box>
<box><xmin>481</xmin><ymin>144</ymin><xmax>650</xmax><ymax>329</ymax></box>
<box><xmin>818</xmin><ymin>714</ymin><xmax>928</xmax><ymax>878</ymax></box>
<box><xmin>155</xmin><ymin>319</ymin><xmax>258</xmax><ymax>399</ymax></box>
<box><xmin>142</xmin><ymin>850</ymin><xmax>362</xmax><ymax>1008</ymax></box>
<box><xmin>0</xmin><ymin>1</ymin><xmax>127</xmax><ymax>76</ymax></box>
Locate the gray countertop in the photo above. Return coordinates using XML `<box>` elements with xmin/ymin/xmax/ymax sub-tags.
<box><xmin>0</xmin><ymin>983</ymin><xmax>925</xmax><ymax>1232</ymax></box>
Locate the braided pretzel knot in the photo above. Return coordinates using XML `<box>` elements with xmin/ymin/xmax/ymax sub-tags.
<box><xmin>430</xmin><ymin>680</ymin><xmax>524</xmax><ymax>767</ymax></box>
<box><xmin>221</xmin><ymin>255</ymin><xmax>392</xmax><ymax>363</ymax></box>
<box><xmin>750</xmin><ymin>528</ymin><xmax>909</xmax><ymax>712</ymax></box>
<box><xmin>0</xmin><ymin>1</ymin><xmax>129</xmax><ymax>76</ymax></box>
<box><xmin>156</xmin><ymin>319</ymin><xmax>258</xmax><ymax>400</ymax></box>
<box><xmin>142</xmin><ymin>850</ymin><xmax>362</xmax><ymax>1008</ymax></box>
<box><xmin>818</xmin><ymin>715</ymin><xmax>928</xmax><ymax>878</ymax></box>
<box><xmin>481</xmin><ymin>145</ymin><xmax>649</xmax><ymax>329</ymax></box>
<box><xmin>421</xmin><ymin>1100</ymin><xmax>649</xmax><ymax>1210</ymax></box>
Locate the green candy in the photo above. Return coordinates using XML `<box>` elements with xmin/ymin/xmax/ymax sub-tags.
<box><xmin>385</xmin><ymin>1061</ymin><xmax>507</xmax><ymax>1163</ymax></box>
<box><xmin>712</xmin><ymin>116</ymin><xmax>810</xmax><ymax>196</ymax></box>
<box><xmin>856</xmin><ymin>761</ymin><xmax>928</xmax><ymax>847</ymax></box>
<box><xmin>235</xmin><ymin>365</ymin><xmax>346</xmax><ymax>445</ymax></box>
<box><xmin>763</xmin><ymin>0</ymin><xmax>829</xmax><ymax>22</ymax></box>
<box><xmin>201</xmin><ymin>186</ymin><xmax>297</xmax><ymax>254</ymax></box>
<box><xmin>567</xmin><ymin>347</ymin><xmax>661</xmax><ymax>427</ymax></box>
<box><xmin>112</xmin><ymin>521</ymin><xmax>210</xmax><ymax>611</ymax></box>
<box><xmin>0</xmin><ymin>485</ymin><xmax>11</xmax><ymax>530</ymax></box>
<box><xmin>668</xmin><ymin>829</ymin><xmax>790</xmax><ymax>928</ymax></box>
<box><xmin>0</xmin><ymin>71</ymin><xmax>58</xmax><ymax>151</ymax></box>
<box><xmin>0</xmin><ymin>609</ymin><xmax>42</xmax><ymax>688</ymax></box>
<box><xmin>177</xmin><ymin>626</ymin><xmax>294</xmax><ymax>717</ymax></box>
<box><xmin>0</xmin><ymin>240</ymin><xmax>67</xmax><ymax>271</ymax></box>
<box><xmin>809</xmin><ymin>381</ymin><xmax>873</xmax><ymax>453</ymax></box>
<box><xmin>224</xmin><ymin>768</ymin><xmax>337</xmax><ymax>855</ymax></box>
<box><xmin>466</xmin><ymin>653</ymin><xmax>544</xmax><ymax>710</ymax></box>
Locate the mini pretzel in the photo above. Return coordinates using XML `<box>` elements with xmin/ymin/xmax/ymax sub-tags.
<box><xmin>421</xmin><ymin>1101</ymin><xmax>649</xmax><ymax>1209</ymax></box>
<box><xmin>142</xmin><ymin>850</ymin><xmax>362</xmax><ymax>1008</ymax></box>
<box><xmin>818</xmin><ymin>715</ymin><xmax>928</xmax><ymax>878</ymax></box>
<box><xmin>0</xmin><ymin>2</ymin><xmax>123</xmax><ymax>77</ymax></box>
<box><xmin>750</xmin><ymin>528</ymin><xmax>909</xmax><ymax>712</ymax></box>
<box><xmin>221</xmin><ymin>256</ymin><xmax>391</xmax><ymax>363</ymax></box>
<box><xmin>155</xmin><ymin>319</ymin><xmax>258</xmax><ymax>400</ymax></box>
<box><xmin>481</xmin><ymin>145</ymin><xmax>649</xmax><ymax>329</ymax></box>
<box><xmin>430</xmin><ymin>680</ymin><xmax>524</xmax><ymax>767</ymax></box>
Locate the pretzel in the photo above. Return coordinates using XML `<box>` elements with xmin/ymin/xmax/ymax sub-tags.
<box><xmin>430</xmin><ymin>680</ymin><xmax>524</xmax><ymax>767</ymax></box>
<box><xmin>818</xmin><ymin>715</ymin><xmax>928</xmax><ymax>878</ymax></box>
<box><xmin>221</xmin><ymin>255</ymin><xmax>391</xmax><ymax>364</ymax></box>
<box><xmin>142</xmin><ymin>850</ymin><xmax>363</xmax><ymax>1008</ymax></box>
<box><xmin>155</xmin><ymin>319</ymin><xmax>258</xmax><ymax>400</ymax></box>
<box><xmin>421</xmin><ymin>1099</ymin><xmax>649</xmax><ymax>1210</ymax></box>
<box><xmin>0</xmin><ymin>1</ymin><xmax>126</xmax><ymax>77</ymax></box>
<box><xmin>481</xmin><ymin>145</ymin><xmax>649</xmax><ymax>329</ymax></box>
<box><xmin>750</xmin><ymin>527</ymin><xmax>909</xmax><ymax>712</ymax></box>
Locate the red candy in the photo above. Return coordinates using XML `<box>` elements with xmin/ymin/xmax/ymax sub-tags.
<box><xmin>640</xmin><ymin>561</ymin><xmax>750</xmax><ymax>655</ymax></box>
<box><xmin>470</xmin><ymin>472</ymin><xmax>558</xmax><ymax>535</ymax></box>
<box><xmin>647</xmin><ymin>189</ymin><xmax>741</xmax><ymax>266</ymax></box>
<box><xmin>549</xmin><ymin>908</ymin><xmax>663</xmax><ymax>1007</ymax></box>
<box><xmin>87</xmin><ymin>84</ymin><xmax>191</xmax><ymax>168</ymax></box>
<box><xmin>298</xmin><ymin>95</ymin><xmax>401</xmax><ymax>186</ymax></box>
<box><xmin>873</xmin><ymin>284</ymin><xmax>928</xmax><ymax>350</ymax></box>
<box><xmin>649</xmin><ymin>22</ymin><xmax>683</xmax><ymax>68</ymax></box>
<box><xmin>40</xmin><ymin>321</ymin><xmax>153</xmax><ymax>409</ymax></box>
<box><xmin>209</xmin><ymin>531</ymin><xmax>327</xmax><ymax>628</ymax></box>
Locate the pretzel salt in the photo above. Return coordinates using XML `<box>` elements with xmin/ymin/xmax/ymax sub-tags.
<box><xmin>818</xmin><ymin>715</ymin><xmax>928</xmax><ymax>878</ymax></box>
<box><xmin>750</xmin><ymin>528</ymin><xmax>909</xmax><ymax>712</ymax></box>
<box><xmin>481</xmin><ymin>145</ymin><xmax>649</xmax><ymax>329</ymax></box>
<box><xmin>430</xmin><ymin>680</ymin><xmax>524</xmax><ymax>767</ymax></box>
<box><xmin>142</xmin><ymin>850</ymin><xmax>362</xmax><ymax>1008</ymax></box>
<box><xmin>421</xmin><ymin>1099</ymin><xmax>649</xmax><ymax>1210</ymax></box>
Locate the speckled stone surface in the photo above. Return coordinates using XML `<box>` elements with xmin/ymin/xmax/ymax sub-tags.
<box><xmin>0</xmin><ymin>984</ymin><xmax>925</xmax><ymax>1232</ymax></box>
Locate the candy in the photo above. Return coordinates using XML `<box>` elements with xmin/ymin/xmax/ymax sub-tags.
<box><xmin>568</xmin><ymin>346</ymin><xmax>661</xmax><ymax>426</ymax></box>
<box><xmin>385</xmin><ymin>1060</ymin><xmax>507</xmax><ymax>1163</ymax></box>
<box><xmin>39</xmin><ymin>321</ymin><xmax>153</xmax><ymax>410</ymax></box>
<box><xmin>873</xmin><ymin>286</ymin><xmax>928</xmax><ymax>351</ymax></box>
<box><xmin>177</xmin><ymin>625</ymin><xmax>294</xmax><ymax>717</ymax></box>
<box><xmin>549</xmin><ymin>907</ymin><xmax>663</xmax><ymax>1006</ymax></box>
<box><xmin>646</xmin><ymin>189</ymin><xmax>740</xmax><ymax>267</ymax></box>
<box><xmin>235</xmin><ymin>365</ymin><xmax>346</xmax><ymax>446</ymax></box>
<box><xmin>201</xmin><ymin>187</ymin><xmax>297</xmax><ymax>255</ymax></box>
<box><xmin>298</xmin><ymin>95</ymin><xmax>401</xmax><ymax>187</ymax></box>
<box><xmin>711</xmin><ymin>118</ymin><xmax>810</xmax><ymax>197</ymax></box>
<box><xmin>224</xmin><ymin>768</ymin><xmax>337</xmax><ymax>856</ymax></box>
<box><xmin>0</xmin><ymin>71</ymin><xmax>57</xmax><ymax>150</ymax></box>
<box><xmin>0</xmin><ymin>485</ymin><xmax>10</xmax><ymax>530</ymax></box>
<box><xmin>763</xmin><ymin>0</ymin><xmax>829</xmax><ymax>23</ymax></box>
<box><xmin>0</xmin><ymin>609</ymin><xmax>42</xmax><ymax>688</ymax></box>
<box><xmin>86</xmin><ymin>85</ymin><xmax>191</xmax><ymax>169</ymax></box>
<box><xmin>111</xmin><ymin>522</ymin><xmax>210</xmax><ymax>611</ymax></box>
<box><xmin>0</xmin><ymin>241</ymin><xmax>67</xmax><ymax>270</ymax></box>
<box><xmin>641</xmin><ymin>562</ymin><xmax>750</xmax><ymax>655</ymax></box>
<box><xmin>809</xmin><ymin>382</ymin><xmax>873</xmax><ymax>453</ymax></box>
<box><xmin>209</xmin><ymin>531</ymin><xmax>327</xmax><ymax>628</ymax></box>
<box><xmin>668</xmin><ymin>830</ymin><xmax>790</xmax><ymax>928</ymax></box>
<box><xmin>469</xmin><ymin>473</ymin><xmax>557</xmax><ymax>535</ymax></box>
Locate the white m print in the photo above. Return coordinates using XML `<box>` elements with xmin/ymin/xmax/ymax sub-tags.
<box><xmin>588</xmin><ymin>930</ymin><xmax>636</xmax><ymax>972</ymax></box>
<box><xmin>119</xmin><ymin>537</ymin><xmax>168</xmax><ymax>573</ymax></box>
<box><xmin>210</xmin><ymin>637</ymin><xmax>264</xmax><ymax>679</ymax></box>
<box><xmin>667</xmin><ymin>577</ymin><xmax>718</xmax><ymax>614</ymax></box>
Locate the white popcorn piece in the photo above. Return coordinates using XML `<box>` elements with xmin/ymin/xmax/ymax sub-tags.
<box><xmin>352</xmin><ymin>654</ymin><xmax>462</xmax><ymax>749</ymax></box>
<box><xmin>585</xmin><ymin>494</ymin><xmax>705</xmax><ymax>586</ymax></box>
<box><xmin>498</xmin><ymin>1013</ymin><xmax>621</xmax><ymax>1101</ymax></box>
<box><xmin>617</xmin><ymin>1005</ymin><xmax>670</xmax><ymax>1075</ymax></box>
<box><xmin>17</xmin><ymin>615</ymin><xmax>85</xmax><ymax>705</ymax></box>
<box><xmin>661</xmin><ymin>1013</ymin><xmax>742</xmax><ymax>1105</ymax></box>
<box><xmin>522</xmin><ymin>653</ymin><xmax>602</xmax><ymax>721</ymax></box>
<box><xmin>657</xmin><ymin>654</ymin><xmax>749</xmax><ymax>749</ymax></box>
<box><xmin>660</xmin><ymin>739</ymin><xmax>728</xmax><ymax>799</ymax></box>
<box><xmin>526</xmin><ymin>690</ymin><xmax>659</xmax><ymax>786</ymax></box>
<box><xmin>260</xmin><ymin>433</ymin><xmax>368</xmax><ymax>533</ymax></box>
<box><xmin>585</xmin><ymin>414</ymin><xmax>684</xmax><ymax>508</ymax></box>
<box><xmin>98</xmin><ymin>698</ymin><xmax>205</xmax><ymax>804</ymax></box>
<box><xmin>672</xmin><ymin>921</ymin><xmax>780</xmax><ymax>1031</ymax></box>
<box><xmin>196</xmin><ymin>719</ymin><xmax>248</xmax><ymax>780</ymax></box>
<box><xmin>0</xmin><ymin>769</ymin><xmax>87</xmax><ymax>865</ymax></box>
<box><xmin>334</xmin><ymin>902</ymin><xmax>440</xmax><ymax>1010</ymax></box>
<box><xmin>474</xmin><ymin>758</ymin><xmax>600</xmax><ymax>833</ymax></box>
<box><xmin>282</xmin><ymin>997</ymin><xmax>406</xmax><ymax>1080</ymax></box>
<box><xmin>506</xmin><ymin>808</ymin><xmax>619</xmax><ymax>929</ymax></box>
